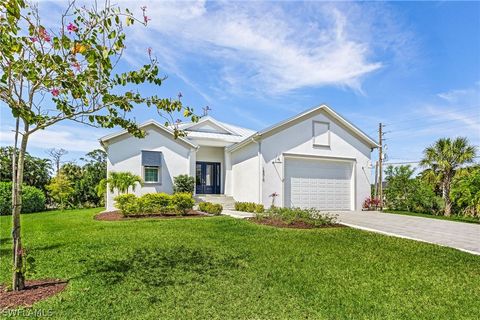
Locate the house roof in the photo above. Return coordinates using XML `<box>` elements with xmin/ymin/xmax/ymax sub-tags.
<box><xmin>178</xmin><ymin>116</ymin><xmax>256</xmax><ymax>138</ymax></box>
<box><xmin>227</xmin><ymin>104</ymin><xmax>379</xmax><ymax>152</ymax></box>
<box><xmin>99</xmin><ymin>105</ymin><xmax>378</xmax><ymax>151</ymax></box>
<box><xmin>99</xmin><ymin>120</ymin><xmax>198</xmax><ymax>148</ymax></box>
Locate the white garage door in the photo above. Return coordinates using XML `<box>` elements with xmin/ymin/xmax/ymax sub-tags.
<box><xmin>285</xmin><ymin>157</ymin><xmax>353</xmax><ymax>211</ymax></box>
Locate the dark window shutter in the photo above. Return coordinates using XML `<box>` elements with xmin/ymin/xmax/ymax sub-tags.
<box><xmin>142</xmin><ymin>151</ymin><xmax>162</xmax><ymax>166</ymax></box>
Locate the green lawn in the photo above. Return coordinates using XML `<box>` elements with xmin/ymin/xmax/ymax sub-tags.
<box><xmin>383</xmin><ymin>210</ymin><xmax>480</xmax><ymax>224</ymax></box>
<box><xmin>1</xmin><ymin>209</ymin><xmax>479</xmax><ymax>319</ymax></box>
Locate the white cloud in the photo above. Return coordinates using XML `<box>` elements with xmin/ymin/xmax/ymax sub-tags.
<box><xmin>32</xmin><ymin>1</ymin><xmax>412</xmax><ymax>97</ymax></box>
<box><xmin>117</xmin><ymin>1</ymin><xmax>411</xmax><ymax>95</ymax></box>
<box><xmin>387</xmin><ymin>83</ymin><xmax>480</xmax><ymax>146</ymax></box>
<box><xmin>0</xmin><ymin>124</ymin><xmax>105</xmax><ymax>152</ymax></box>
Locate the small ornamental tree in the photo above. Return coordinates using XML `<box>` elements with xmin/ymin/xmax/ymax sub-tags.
<box><xmin>46</xmin><ymin>171</ymin><xmax>74</xmax><ymax>209</ymax></box>
<box><xmin>106</xmin><ymin>171</ymin><xmax>143</xmax><ymax>195</ymax></box>
<box><xmin>0</xmin><ymin>0</ymin><xmax>197</xmax><ymax>290</ymax></box>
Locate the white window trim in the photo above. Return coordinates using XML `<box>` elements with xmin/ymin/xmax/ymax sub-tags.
<box><xmin>312</xmin><ymin>121</ymin><xmax>330</xmax><ymax>147</ymax></box>
<box><xmin>143</xmin><ymin>166</ymin><xmax>161</xmax><ymax>184</ymax></box>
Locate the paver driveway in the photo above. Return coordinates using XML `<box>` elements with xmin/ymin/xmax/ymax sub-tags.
<box><xmin>336</xmin><ymin>211</ymin><xmax>480</xmax><ymax>255</ymax></box>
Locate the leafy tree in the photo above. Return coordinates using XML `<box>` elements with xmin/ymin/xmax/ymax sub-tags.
<box><xmin>80</xmin><ymin>149</ymin><xmax>107</xmax><ymax>205</ymax></box>
<box><xmin>384</xmin><ymin>165</ymin><xmax>441</xmax><ymax>214</ymax></box>
<box><xmin>106</xmin><ymin>172</ymin><xmax>143</xmax><ymax>195</ymax></box>
<box><xmin>46</xmin><ymin>172</ymin><xmax>74</xmax><ymax>209</ymax></box>
<box><xmin>451</xmin><ymin>166</ymin><xmax>480</xmax><ymax>216</ymax></box>
<box><xmin>0</xmin><ymin>0</ymin><xmax>197</xmax><ymax>290</ymax></box>
<box><xmin>420</xmin><ymin>137</ymin><xmax>477</xmax><ymax>216</ymax></box>
<box><xmin>58</xmin><ymin>162</ymin><xmax>82</xmax><ymax>207</ymax></box>
<box><xmin>384</xmin><ymin>165</ymin><xmax>417</xmax><ymax>212</ymax></box>
<box><xmin>0</xmin><ymin>147</ymin><xmax>51</xmax><ymax>191</ymax></box>
<box><xmin>53</xmin><ymin>149</ymin><xmax>107</xmax><ymax>208</ymax></box>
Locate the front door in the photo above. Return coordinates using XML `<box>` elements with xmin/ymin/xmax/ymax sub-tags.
<box><xmin>196</xmin><ymin>162</ymin><xmax>221</xmax><ymax>194</ymax></box>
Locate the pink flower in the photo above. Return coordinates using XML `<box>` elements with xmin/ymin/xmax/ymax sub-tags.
<box><xmin>51</xmin><ymin>88</ymin><xmax>60</xmax><ymax>96</ymax></box>
<box><xmin>30</xmin><ymin>37</ymin><xmax>38</xmax><ymax>42</ymax></box>
<box><xmin>39</xmin><ymin>27</ymin><xmax>51</xmax><ymax>42</ymax></box>
<box><xmin>67</xmin><ymin>23</ymin><xmax>78</xmax><ymax>32</ymax></box>
<box><xmin>147</xmin><ymin>47</ymin><xmax>152</xmax><ymax>55</ymax></box>
<box><xmin>71</xmin><ymin>61</ymin><xmax>81</xmax><ymax>71</ymax></box>
<box><xmin>141</xmin><ymin>6</ymin><xmax>151</xmax><ymax>24</ymax></box>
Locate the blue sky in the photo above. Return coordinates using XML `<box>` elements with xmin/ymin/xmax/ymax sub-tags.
<box><xmin>0</xmin><ymin>0</ymin><xmax>479</xmax><ymax>169</ymax></box>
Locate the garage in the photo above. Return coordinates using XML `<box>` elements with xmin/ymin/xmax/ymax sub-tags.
<box><xmin>284</xmin><ymin>157</ymin><xmax>354</xmax><ymax>211</ymax></box>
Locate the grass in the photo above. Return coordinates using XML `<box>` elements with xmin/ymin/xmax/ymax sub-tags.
<box><xmin>383</xmin><ymin>210</ymin><xmax>480</xmax><ymax>224</ymax></box>
<box><xmin>0</xmin><ymin>208</ymin><xmax>479</xmax><ymax>319</ymax></box>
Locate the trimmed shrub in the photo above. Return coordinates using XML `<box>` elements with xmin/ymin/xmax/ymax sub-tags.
<box><xmin>255</xmin><ymin>204</ymin><xmax>264</xmax><ymax>213</ymax></box>
<box><xmin>235</xmin><ymin>202</ymin><xmax>264</xmax><ymax>213</ymax></box>
<box><xmin>173</xmin><ymin>175</ymin><xmax>195</xmax><ymax>194</ymax></box>
<box><xmin>0</xmin><ymin>182</ymin><xmax>46</xmax><ymax>215</ymax></box>
<box><xmin>172</xmin><ymin>193</ymin><xmax>195</xmax><ymax>215</ymax></box>
<box><xmin>114</xmin><ymin>192</ymin><xmax>194</xmax><ymax>216</ymax></box>
<box><xmin>114</xmin><ymin>194</ymin><xmax>138</xmax><ymax>216</ymax></box>
<box><xmin>140</xmin><ymin>193</ymin><xmax>172</xmax><ymax>214</ymax></box>
<box><xmin>198</xmin><ymin>202</ymin><xmax>223</xmax><ymax>215</ymax></box>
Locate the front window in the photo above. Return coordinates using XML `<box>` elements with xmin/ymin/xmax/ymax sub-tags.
<box><xmin>144</xmin><ymin>166</ymin><xmax>159</xmax><ymax>183</ymax></box>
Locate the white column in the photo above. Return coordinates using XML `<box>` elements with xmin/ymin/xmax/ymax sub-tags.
<box><xmin>224</xmin><ymin>148</ymin><xmax>232</xmax><ymax>195</ymax></box>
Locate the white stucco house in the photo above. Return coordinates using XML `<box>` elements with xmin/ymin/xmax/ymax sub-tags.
<box><xmin>100</xmin><ymin>105</ymin><xmax>378</xmax><ymax>212</ymax></box>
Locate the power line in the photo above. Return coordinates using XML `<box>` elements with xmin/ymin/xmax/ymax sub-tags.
<box><xmin>385</xmin><ymin>156</ymin><xmax>480</xmax><ymax>165</ymax></box>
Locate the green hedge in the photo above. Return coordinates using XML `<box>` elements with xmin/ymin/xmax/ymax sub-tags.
<box><xmin>114</xmin><ymin>192</ymin><xmax>194</xmax><ymax>216</ymax></box>
<box><xmin>234</xmin><ymin>202</ymin><xmax>264</xmax><ymax>213</ymax></box>
<box><xmin>198</xmin><ymin>202</ymin><xmax>223</xmax><ymax>215</ymax></box>
<box><xmin>0</xmin><ymin>181</ymin><xmax>46</xmax><ymax>215</ymax></box>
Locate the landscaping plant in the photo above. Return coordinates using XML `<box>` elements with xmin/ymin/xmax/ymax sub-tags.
<box><xmin>451</xmin><ymin>166</ymin><xmax>480</xmax><ymax>216</ymax></box>
<box><xmin>105</xmin><ymin>172</ymin><xmax>143</xmax><ymax>195</ymax></box>
<box><xmin>46</xmin><ymin>172</ymin><xmax>75</xmax><ymax>210</ymax></box>
<box><xmin>256</xmin><ymin>207</ymin><xmax>337</xmax><ymax>227</ymax></box>
<box><xmin>114</xmin><ymin>192</ymin><xmax>195</xmax><ymax>216</ymax></box>
<box><xmin>0</xmin><ymin>0</ymin><xmax>198</xmax><ymax>290</ymax></box>
<box><xmin>173</xmin><ymin>174</ymin><xmax>195</xmax><ymax>194</ymax></box>
<box><xmin>0</xmin><ymin>182</ymin><xmax>45</xmax><ymax>215</ymax></box>
<box><xmin>384</xmin><ymin>165</ymin><xmax>442</xmax><ymax>214</ymax></box>
<box><xmin>362</xmin><ymin>197</ymin><xmax>381</xmax><ymax>210</ymax></box>
<box><xmin>198</xmin><ymin>202</ymin><xmax>223</xmax><ymax>215</ymax></box>
<box><xmin>171</xmin><ymin>193</ymin><xmax>195</xmax><ymax>215</ymax></box>
<box><xmin>235</xmin><ymin>202</ymin><xmax>264</xmax><ymax>213</ymax></box>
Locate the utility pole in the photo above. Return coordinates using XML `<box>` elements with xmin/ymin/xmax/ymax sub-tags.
<box><xmin>378</xmin><ymin>123</ymin><xmax>383</xmax><ymax>210</ymax></box>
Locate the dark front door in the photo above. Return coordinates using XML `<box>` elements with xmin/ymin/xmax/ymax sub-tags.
<box><xmin>196</xmin><ymin>162</ymin><xmax>221</xmax><ymax>194</ymax></box>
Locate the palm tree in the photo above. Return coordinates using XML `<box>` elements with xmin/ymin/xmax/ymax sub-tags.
<box><xmin>420</xmin><ymin>137</ymin><xmax>476</xmax><ymax>216</ymax></box>
<box><xmin>106</xmin><ymin>172</ymin><xmax>143</xmax><ymax>195</ymax></box>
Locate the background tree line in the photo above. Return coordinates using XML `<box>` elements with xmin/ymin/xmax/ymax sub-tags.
<box><xmin>0</xmin><ymin>147</ymin><xmax>107</xmax><ymax>214</ymax></box>
<box><xmin>382</xmin><ymin>137</ymin><xmax>479</xmax><ymax>218</ymax></box>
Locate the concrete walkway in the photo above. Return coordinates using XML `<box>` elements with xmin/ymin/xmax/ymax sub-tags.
<box><xmin>222</xmin><ymin>209</ymin><xmax>254</xmax><ymax>219</ymax></box>
<box><xmin>336</xmin><ymin>211</ymin><xmax>480</xmax><ymax>255</ymax></box>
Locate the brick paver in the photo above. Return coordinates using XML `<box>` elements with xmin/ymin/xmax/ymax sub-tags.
<box><xmin>336</xmin><ymin>211</ymin><xmax>480</xmax><ymax>255</ymax></box>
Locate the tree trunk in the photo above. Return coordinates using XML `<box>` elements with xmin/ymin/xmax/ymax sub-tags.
<box><xmin>442</xmin><ymin>175</ymin><xmax>452</xmax><ymax>216</ymax></box>
<box><xmin>11</xmin><ymin>127</ymin><xmax>29</xmax><ymax>291</ymax></box>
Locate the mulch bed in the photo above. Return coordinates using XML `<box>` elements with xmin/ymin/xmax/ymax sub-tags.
<box><xmin>0</xmin><ymin>279</ymin><xmax>67</xmax><ymax>310</ymax></box>
<box><xmin>94</xmin><ymin>210</ymin><xmax>210</xmax><ymax>221</ymax></box>
<box><xmin>248</xmin><ymin>217</ymin><xmax>346</xmax><ymax>229</ymax></box>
